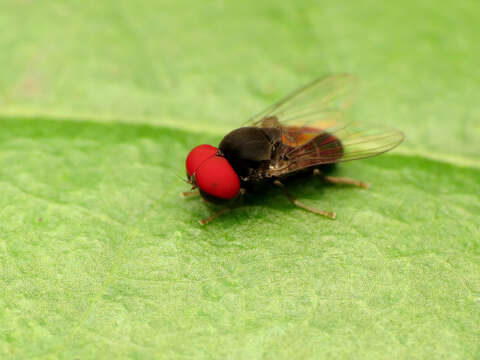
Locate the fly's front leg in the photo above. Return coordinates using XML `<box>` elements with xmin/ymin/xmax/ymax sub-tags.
<box><xmin>181</xmin><ymin>189</ymin><xmax>200</xmax><ymax>198</ymax></box>
<box><xmin>313</xmin><ymin>169</ymin><xmax>370</xmax><ymax>189</ymax></box>
<box><xmin>199</xmin><ymin>188</ymin><xmax>246</xmax><ymax>225</ymax></box>
<box><xmin>273</xmin><ymin>180</ymin><xmax>335</xmax><ymax>219</ymax></box>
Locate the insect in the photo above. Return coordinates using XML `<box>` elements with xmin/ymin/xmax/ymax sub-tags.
<box><xmin>183</xmin><ymin>74</ymin><xmax>404</xmax><ymax>225</ymax></box>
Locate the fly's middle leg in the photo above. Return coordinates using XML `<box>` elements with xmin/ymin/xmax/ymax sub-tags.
<box><xmin>273</xmin><ymin>180</ymin><xmax>335</xmax><ymax>219</ymax></box>
<box><xmin>199</xmin><ymin>207</ymin><xmax>232</xmax><ymax>225</ymax></box>
<box><xmin>199</xmin><ymin>188</ymin><xmax>246</xmax><ymax>225</ymax></box>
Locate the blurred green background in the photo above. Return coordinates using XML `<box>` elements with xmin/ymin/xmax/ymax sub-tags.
<box><xmin>0</xmin><ymin>1</ymin><xmax>479</xmax><ymax>359</ymax></box>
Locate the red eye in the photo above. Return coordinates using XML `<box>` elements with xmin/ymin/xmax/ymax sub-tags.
<box><xmin>195</xmin><ymin>156</ymin><xmax>240</xmax><ymax>199</ymax></box>
<box><xmin>185</xmin><ymin>144</ymin><xmax>218</xmax><ymax>176</ymax></box>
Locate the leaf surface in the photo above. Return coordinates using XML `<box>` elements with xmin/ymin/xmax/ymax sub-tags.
<box><xmin>0</xmin><ymin>1</ymin><xmax>479</xmax><ymax>359</ymax></box>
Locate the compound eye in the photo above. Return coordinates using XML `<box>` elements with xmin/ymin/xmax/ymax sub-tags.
<box><xmin>195</xmin><ymin>156</ymin><xmax>240</xmax><ymax>200</ymax></box>
<box><xmin>185</xmin><ymin>144</ymin><xmax>218</xmax><ymax>177</ymax></box>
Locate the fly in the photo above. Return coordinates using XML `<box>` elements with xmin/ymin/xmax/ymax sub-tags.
<box><xmin>182</xmin><ymin>74</ymin><xmax>404</xmax><ymax>225</ymax></box>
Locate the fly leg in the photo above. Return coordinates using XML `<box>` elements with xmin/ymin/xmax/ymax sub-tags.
<box><xmin>313</xmin><ymin>169</ymin><xmax>370</xmax><ymax>189</ymax></box>
<box><xmin>199</xmin><ymin>208</ymin><xmax>231</xmax><ymax>225</ymax></box>
<box><xmin>181</xmin><ymin>189</ymin><xmax>200</xmax><ymax>197</ymax></box>
<box><xmin>199</xmin><ymin>188</ymin><xmax>246</xmax><ymax>225</ymax></box>
<box><xmin>273</xmin><ymin>180</ymin><xmax>336</xmax><ymax>219</ymax></box>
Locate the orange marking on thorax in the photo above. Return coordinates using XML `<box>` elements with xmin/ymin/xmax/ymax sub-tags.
<box><xmin>282</xmin><ymin>126</ymin><xmax>322</xmax><ymax>147</ymax></box>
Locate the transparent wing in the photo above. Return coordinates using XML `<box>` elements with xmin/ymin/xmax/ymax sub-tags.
<box><xmin>246</xmin><ymin>74</ymin><xmax>357</xmax><ymax>131</ymax></box>
<box><xmin>243</xmin><ymin>74</ymin><xmax>403</xmax><ymax>176</ymax></box>
<box><xmin>267</xmin><ymin>121</ymin><xmax>404</xmax><ymax>175</ymax></box>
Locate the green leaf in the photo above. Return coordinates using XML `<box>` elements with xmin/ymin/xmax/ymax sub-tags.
<box><xmin>1</xmin><ymin>1</ymin><xmax>479</xmax><ymax>359</ymax></box>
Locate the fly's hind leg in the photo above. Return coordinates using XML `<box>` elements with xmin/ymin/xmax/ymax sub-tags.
<box><xmin>273</xmin><ymin>180</ymin><xmax>336</xmax><ymax>219</ymax></box>
<box><xmin>313</xmin><ymin>169</ymin><xmax>370</xmax><ymax>189</ymax></box>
